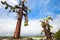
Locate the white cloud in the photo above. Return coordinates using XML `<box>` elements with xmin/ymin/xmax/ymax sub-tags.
<box><xmin>0</xmin><ymin>18</ymin><xmax>16</xmax><ymax>36</ymax></box>
<box><xmin>6</xmin><ymin>0</ymin><xmax>18</xmax><ymax>5</ymax></box>
<box><xmin>49</xmin><ymin>15</ymin><xmax>60</xmax><ymax>33</ymax></box>
<box><xmin>0</xmin><ymin>14</ymin><xmax>60</xmax><ymax>36</ymax></box>
<box><xmin>21</xmin><ymin>19</ymin><xmax>43</xmax><ymax>36</ymax></box>
<box><xmin>0</xmin><ymin>18</ymin><xmax>43</xmax><ymax>36</ymax></box>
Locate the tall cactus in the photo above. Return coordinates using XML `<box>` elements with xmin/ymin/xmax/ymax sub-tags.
<box><xmin>1</xmin><ymin>0</ymin><xmax>31</xmax><ymax>39</ymax></box>
<box><xmin>40</xmin><ymin>16</ymin><xmax>53</xmax><ymax>40</ymax></box>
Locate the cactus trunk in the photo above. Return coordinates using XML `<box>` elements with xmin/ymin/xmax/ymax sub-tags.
<box><xmin>13</xmin><ymin>8</ymin><xmax>23</xmax><ymax>39</ymax></box>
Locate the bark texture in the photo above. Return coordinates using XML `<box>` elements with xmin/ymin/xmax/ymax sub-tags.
<box><xmin>14</xmin><ymin>8</ymin><xmax>23</xmax><ymax>39</ymax></box>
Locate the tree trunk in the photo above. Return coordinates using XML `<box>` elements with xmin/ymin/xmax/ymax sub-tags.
<box><xmin>48</xmin><ymin>27</ymin><xmax>52</xmax><ymax>40</ymax></box>
<box><xmin>44</xmin><ymin>27</ymin><xmax>52</xmax><ymax>40</ymax></box>
<box><xmin>45</xmin><ymin>20</ymin><xmax>52</xmax><ymax>40</ymax></box>
<box><xmin>13</xmin><ymin>8</ymin><xmax>23</xmax><ymax>39</ymax></box>
<box><xmin>43</xmin><ymin>27</ymin><xmax>48</xmax><ymax>40</ymax></box>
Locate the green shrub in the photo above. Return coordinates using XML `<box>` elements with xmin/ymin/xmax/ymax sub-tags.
<box><xmin>55</xmin><ymin>29</ymin><xmax>60</xmax><ymax>40</ymax></box>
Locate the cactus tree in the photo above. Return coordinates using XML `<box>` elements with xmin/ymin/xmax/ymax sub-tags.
<box><xmin>1</xmin><ymin>0</ymin><xmax>31</xmax><ymax>39</ymax></box>
<box><xmin>40</xmin><ymin>16</ymin><xmax>53</xmax><ymax>40</ymax></box>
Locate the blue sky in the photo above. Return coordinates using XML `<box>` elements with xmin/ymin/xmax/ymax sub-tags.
<box><xmin>0</xmin><ymin>0</ymin><xmax>60</xmax><ymax>19</ymax></box>
<box><xmin>0</xmin><ymin>0</ymin><xmax>60</xmax><ymax>36</ymax></box>
<box><xmin>28</xmin><ymin>0</ymin><xmax>60</xmax><ymax>19</ymax></box>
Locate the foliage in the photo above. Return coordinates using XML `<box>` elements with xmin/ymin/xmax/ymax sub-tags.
<box><xmin>1</xmin><ymin>1</ymin><xmax>6</xmax><ymax>5</ymax></box>
<box><xmin>1</xmin><ymin>1</ymin><xmax>16</xmax><ymax>13</ymax></box>
<box><xmin>40</xmin><ymin>16</ymin><xmax>53</xmax><ymax>29</ymax></box>
<box><xmin>1</xmin><ymin>1</ymin><xmax>31</xmax><ymax>13</ymax></box>
<box><xmin>40</xmin><ymin>16</ymin><xmax>53</xmax><ymax>40</ymax></box>
<box><xmin>55</xmin><ymin>29</ymin><xmax>60</xmax><ymax>39</ymax></box>
<box><xmin>40</xmin><ymin>30</ymin><xmax>44</xmax><ymax>34</ymax></box>
<box><xmin>44</xmin><ymin>16</ymin><xmax>53</xmax><ymax>21</ymax></box>
<box><xmin>24</xmin><ymin>15</ymin><xmax>29</xmax><ymax>26</ymax></box>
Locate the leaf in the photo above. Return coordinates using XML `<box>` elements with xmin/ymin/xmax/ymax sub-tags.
<box><xmin>50</xmin><ymin>26</ymin><xmax>53</xmax><ymax>28</ymax></box>
<box><xmin>4</xmin><ymin>1</ymin><xmax>7</xmax><ymax>4</ymax></box>
<box><xmin>28</xmin><ymin>7</ymin><xmax>31</xmax><ymax>13</ymax></box>
<box><xmin>5</xmin><ymin>6</ymin><xmax>8</xmax><ymax>9</ymax></box>
<box><xmin>41</xmin><ymin>31</ymin><xmax>43</xmax><ymax>34</ymax></box>
<box><xmin>11</xmin><ymin>6</ymin><xmax>15</xmax><ymax>10</ymax></box>
<box><xmin>13</xmin><ymin>10</ymin><xmax>15</xmax><ymax>12</ymax></box>
<box><xmin>40</xmin><ymin>30</ymin><xmax>44</xmax><ymax>34</ymax></box>
<box><xmin>9</xmin><ymin>10</ymin><xmax>11</xmax><ymax>13</ymax></box>
<box><xmin>24</xmin><ymin>15</ymin><xmax>29</xmax><ymax>26</ymax></box>
<box><xmin>44</xmin><ymin>18</ymin><xmax>48</xmax><ymax>20</ymax></box>
<box><xmin>1</xmin><ymin>1</ymin><xmax>6</xmax><ymax>5</ymax></box>
<box><xmin>48</xmin><ymin>16</ymin><xmax>51</xmax><ymax>18</ymax></box>
<box><xmin>1</xmin><ymin>1</ymin><xmax>5</xmax><ymax>4</ymax></box>
<box><xmin>29</xmin><ymin>9</ymin><xmax>31</xmax><ymax>13</ymax></box>
<box><xmin>48</xmin><ymin>16</ymin><xmax>53</xmax><ymax>20</ymax></box>
<box><xmin>7</xmin><ymin>10</ymin><xmax>11</xmax><ymax>15</ymax></box>
<box><xmin>40</xmin><ymin>20</ymin><xmax>46</xmax><ymax>28</ymax></box>
<box><xmin>24</xmin><ymin>22</ymin><xmax>28</xmax><ymax>26</ymax></box>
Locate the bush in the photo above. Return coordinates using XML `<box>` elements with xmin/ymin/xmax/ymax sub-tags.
<box><xmin>55</xmin><ymin>29</ymin><xmax>60</xmax><ymax>40</ymax></box>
